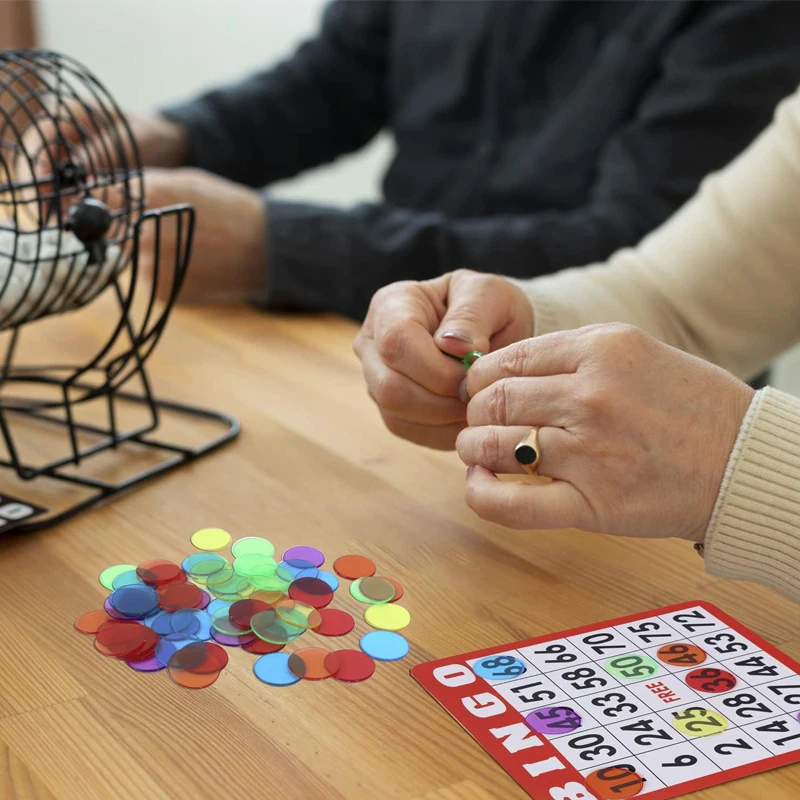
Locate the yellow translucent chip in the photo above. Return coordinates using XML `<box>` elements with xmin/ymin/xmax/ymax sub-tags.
<box><xmin>364</xmin><ymin>603</ymin><xmax>410</xmax><ymax>631</ymax></box>
<box><xmin>671</xmin><ymin>707</ymin><xmax>729</xmax><ymax>738</ymax></box>
<box><xmin>190</xmin><ymin>528</ymin><xmax>232</xmax><ymax>552</ymax></box>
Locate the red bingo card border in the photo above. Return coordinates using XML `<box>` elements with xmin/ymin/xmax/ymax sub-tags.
<box><xmin>411</xmin><ymin>601</ymin><xmax>800</xmax><ymax>800</ymax></box>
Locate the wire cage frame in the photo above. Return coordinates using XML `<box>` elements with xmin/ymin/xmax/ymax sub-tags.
<box><xmin>0</xmin><ymin>50</ymin><xmax>239</xmax><ymax>533</ymax></box>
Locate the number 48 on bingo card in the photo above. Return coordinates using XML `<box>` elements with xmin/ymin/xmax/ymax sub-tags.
<box><xmin>412</xmin><ymin>602</ymin><xmax>800</xmax><ymax>799</ymax></box>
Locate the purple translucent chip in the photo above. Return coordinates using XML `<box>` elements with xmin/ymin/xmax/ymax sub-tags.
<box><xmin>127</xmin><ymin>654</ymin><xmax>166</xmax><ymax>673</ymax></box>
<box><xmin>282</xmin><ymin>546</ymin><xmax>325</xmax><ymax>568</ymax></box>
<box><xmin>210</xmin><ymin>628</ymin><xmax>257</xmax><ymax>647</ymax></box>
<box><xmin>104</xmin><ymin>596</ymin><xmax>131</xmax><ymax>620</ymax></box>
<box><xmin>525</xmin><ymin>707</ymin><xmax>583</xmax><ymax>736</ymax></box>
<box><xmin>197</xmin><ymin>590</ymin><xmax>211</xmax><ymax>610</ymax></box>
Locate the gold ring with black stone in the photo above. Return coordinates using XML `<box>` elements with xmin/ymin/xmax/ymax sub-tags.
<box><xmin>514</xmin><ymin>427</ymin><xmax>540</xmax><ymax>475</ymax></box>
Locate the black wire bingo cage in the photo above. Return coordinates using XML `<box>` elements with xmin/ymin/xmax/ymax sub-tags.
<box><xmin>0</xmin><ymin>50</ymin><xmax>239</xmax><ymax>533</ymax></box>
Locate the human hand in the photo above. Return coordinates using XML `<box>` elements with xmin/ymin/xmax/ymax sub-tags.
<box><xmin>15</xmin><ymin>103</ymin><xmax>187</xmax><ymax>226</ymax></box>
<box><xmin>137</xmin><ymin>167</ymin><xmax>266</xmax><ymax>304</ymax></box>
<box><xmin>457</xmin><ymin>324</ymin><xmax>755</xmax><ymax>542</ymax></box>
<box><xmin>354</xmin><ymin>270</ymin><xmax>534</xmax><ymax>450</ymax></box>
<box><xmin>21</xmin><ymin>103</ymin><xmax>187</xmax><ymax>175</ymax></box>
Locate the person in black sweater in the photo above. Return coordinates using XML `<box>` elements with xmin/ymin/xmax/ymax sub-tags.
<box><xmin>97</xmin><ymin>1</ymin><xmax>800</xmax><ymax>321</ymax></box>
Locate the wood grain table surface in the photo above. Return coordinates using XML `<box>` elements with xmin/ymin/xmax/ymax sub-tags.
<box><xmin>1</xmin><ymin>301</ymin><xmax>799</xmax><ymax>800</ymax></box>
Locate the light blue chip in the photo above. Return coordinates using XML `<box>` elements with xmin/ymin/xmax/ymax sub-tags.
<box><xmin>316</xmin><ymin>569</ymin><xmax>340</xmax><ymax>593</ymax></box>
<box><xmin>471</xmin><ymin>655</ymin><xmax>528</xmax><ymax>681</ymax></box>
<box><xmin>360</xmin><ymin>631</ymin><xmax>409</xmax><ymax>662</ymax></box>
<box><xmin>206</xmin><ymin>599</ymin><xmax>232</xmax><ymax>617</ymax></box>
<box><xmin>253</xmin><ymin>652</ymin><xmax>301</xmax><ymax>687</ymax></box>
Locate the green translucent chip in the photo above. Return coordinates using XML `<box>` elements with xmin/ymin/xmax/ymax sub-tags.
<box><xmin>249</xmin><ymin>572</ymin><xmax>290</xmax><ymax>593</ymax></box>
<box><xmin>98</xmin><ymin>564</ymin><xmax>136</xmax><ymax>591</ymax></box>
<box><xmin>233</xmin><ymin>554</ymin><xmax>277</xmax><ymax>578</ymax></box>
<box><xmin>251</xmin><ymin>609</ymin><xmax>305</xmax><ymax>645</ymax></box>
<box><xmin>231</xmin><ymin>537</ymin><xmax>275</xmax><ymax>559</ymax></box>
<box><xmin>208</xmin><ymin>575</ymin><xmax>253</xmax><ymax>600</ymax></box>
<box><xmin>211</xmin><ymin>607</ymin><xmax>252</xmax><ymax>636</ymax></box>
<box><xmin>186</xmin><ymin>553</ymin><xmax>228</xmax><ymax>583</ymax></box>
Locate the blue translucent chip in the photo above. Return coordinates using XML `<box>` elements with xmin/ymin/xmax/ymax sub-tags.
<box><xmin>360</xmin><ymin>631</ymin><xmax>409</xmax><ymax>662</ymax></box>
<box><xmin>206</xmin><ymin>599</ymin><xmax>232</xmax><ymax>617</ymax></box>
<box><xmin>173</xmin><ymin>609</ymin><xmax>212</xmax><ymax>641</ymax></box>
<box><xmin>171</xmin><ymin>608</ymin><xmax>201</xmax><ymax>636</ymax></box>
<box><xmin>109</xmin><ymin>584</ymin><xmax>159</xmax><ymax>618</ymax></box>
<box><xmin>471</xmin><ymin>654</ymin><xmax>528</xmax><ymax>681</ymax></box>
<box><xmin>253</xmin><ymin>652</ymin><xmax>301</xmax><ymax>686</ymax></box>
<box><xmin>316</xmin><ymin>570</ymin><xmax>339</xmax><ymax>593</ymax></box>
<box><xmin>155</xmin><ymin>639</ymin><xmax>177</xmax><ymax>666</ymax></box>
<box><xmin>149</xmin><ymin>611</ymin><xmax>174</xmax><ymax>635</ymax></box>
<box><xmin>276</xmin><ymin>559</ymin><xmax>318</xmax><ymax>582</ymax></box>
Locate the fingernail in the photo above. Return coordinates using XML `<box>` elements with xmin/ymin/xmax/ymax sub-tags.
<box><xmin>458</xmin><ymin>379</ymin><xmax>470</xmax><ymax>403</ymax></box>
<box><xmin>466</xmin><ymin>466</ymin><xmax>475</xmax><ymax>478</ymax></box>
<box><xmin>440</xmin><ymin>330</ymin><xmax>473</xmax><ymax>344</ymax></box>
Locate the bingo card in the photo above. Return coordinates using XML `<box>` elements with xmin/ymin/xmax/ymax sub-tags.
<box><xmin>412</xmin><ymin>601</ymin><xmax>800</xmax><ymax>799</ymax></box>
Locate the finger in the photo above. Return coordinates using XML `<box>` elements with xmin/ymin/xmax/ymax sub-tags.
<box><xmin>380</xmin><ymin>413</ymin><xmax>465</xmax><ymax>451</ymax></box>
<box><xmin>465</xmin><ymin>465</ymin><xmax>589</xmax><ymax>530</ymax></box>
<box><xmin>456</xmin><ymin>425</ymin><xmax>573</xmax><ymax>479</ymax></box>
<box><xmin>371</xmin><ymin>281</ymin><xmax>466</xmax><ymax>396</ymax></box>
<box><xmin>466</xmin><ymin>330</ymin><xmax>584</xmax><ymax>399</ymax></box>
<box><xmin>433</xmin><ymin>271</ymin><xmax>532</xmax><ymax>358</ymax></box>
<box><xmin>360</xmin><ymin>344</ymin><xmax>467</xmax><ymax>425</ymax></box>
<box><xmin>466</xmin><ymin>375</ymin><xmax>575</xmax><ymax>428</ymax></box>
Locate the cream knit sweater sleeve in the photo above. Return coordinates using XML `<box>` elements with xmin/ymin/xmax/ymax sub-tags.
<box><xmin>517</xmin><ymin>86</ymin><xmax>800</xmax><ymax>603</ymax></box>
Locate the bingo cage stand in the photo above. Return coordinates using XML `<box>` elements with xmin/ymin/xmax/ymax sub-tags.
<box><xmin>0</xmin><ymin>50</ymin><xmax>239</xmax><ymax>533</ymax></box>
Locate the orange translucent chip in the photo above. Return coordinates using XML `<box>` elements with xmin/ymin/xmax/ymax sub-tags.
<box><xmin>168</xmin><ymin>667</ymin><xmax>221</xmax><ymax>690</ymax></box>
<box><xmin>74</xmin><ymin>610</ymin><xmax>113</xmax><ymax>635</ymax></box>
<box><xmin>288</xmin><ymin>648</ymin><xmax>335</xmax><ymax>680</ymax></box>
<box><xmin>333</xmin><ymin>555</ymin><xmax>376</xmax><ymax>580</ymax></box>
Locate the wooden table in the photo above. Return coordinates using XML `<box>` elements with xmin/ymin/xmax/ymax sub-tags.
<box><xmin>1</xmin><ymin>303</ymin><xmax>799</xmax><ymax>800</ymax></box>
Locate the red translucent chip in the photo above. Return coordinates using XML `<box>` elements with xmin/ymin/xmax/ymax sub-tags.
<box><xmin>168</xmin><ymin>642</ymin><xmax>209</xmax><ymax>670</ymax></box>
<box><xmin>315</xmin><ymin>608</ymin><xmax>355</xmax><ymax>637</ymax></box>
<box><xmin>95</xmin><ymin>621</ymin><xmax>158</xmax><ymax>660</ymax></box>
<box><xmin>288</xmin><ymin>577</ymin><xmax>335</xmax><ymax>609</ymax></box>
<box><xmin>74</xmin><ymin>609</ymin><xmax>113</xmax><ymax>635</ymax></box>
<box><xmin>229</xmin><ymin>598</ymin><xmax>272</xmax><ymax>629</ymax></box>
<box><xmin>136</xmin><ymin>559</ymin><xmax>185</xmax><ymax>587</ymax></box>
<box><xmin>158</xmin><ymin>582</ymin><xmax>204</xmax><ymax>612</ymax></box>
<box><xmin>384</xmin><ymin>577</ymin><xmax>404</xmax><ymax>603</ymax></box>
<box><xmin>243</xmin><ymin>638</ymin><xmax>285</xmax><ymax>655</ymax></box>
<box><xmin>324</xmin><ymin>649</ymin><xmax>376</xmax><ymax>683</ymax></box>
<box><xmin>188</xmin><ymin>642</ymin><xmax>229</xmax><ymax>674</ymax></box>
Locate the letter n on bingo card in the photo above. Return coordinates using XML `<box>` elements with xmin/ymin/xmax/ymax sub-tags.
<box><xmin>411</xmin><ymin>601</ymin><xmax>800</xmax><ymax>799</ymax></box>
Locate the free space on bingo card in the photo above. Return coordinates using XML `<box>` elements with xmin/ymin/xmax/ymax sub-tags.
<box><xmin>411</xmin><ymin>601</ymin><xmax>800</xmax><ymax>799</ymax></box>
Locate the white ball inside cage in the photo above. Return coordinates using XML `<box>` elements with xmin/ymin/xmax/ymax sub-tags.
<box><xmin>0</xmin><ymin>50</ymin><xmax>143</xmax><ymax>331</ymax></box>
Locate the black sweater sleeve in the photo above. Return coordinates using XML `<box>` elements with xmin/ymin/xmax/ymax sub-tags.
<box><xmin>162</xmin><ymin>0</ymin><xmax>390</xmax><ymax>187</ymax></box>
<box><xmin>266</xmin><ymin>1</ymin><xmax>800</xmax><ymax>319</ymax></box>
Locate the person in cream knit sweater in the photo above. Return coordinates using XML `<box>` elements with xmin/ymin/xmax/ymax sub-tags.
<box><xmin>354</xmin><ymin>84</ymin><xmax>800</xmax><ymax>605</ymax></box>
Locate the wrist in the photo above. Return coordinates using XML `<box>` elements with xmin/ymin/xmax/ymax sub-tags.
<box><xmin>687</xmin><ymin>382</ymin><xmax>758</xmax><ymax>546</ymax></box>
<box><xmin>152</xmin><ymin>115</ymin><xmax>189</xmax><ymax>167</ymax></box>
<box><xmin>236</xmin><ymin>191</ymin><xmax>268</xmax><ymax>297</ymax></box>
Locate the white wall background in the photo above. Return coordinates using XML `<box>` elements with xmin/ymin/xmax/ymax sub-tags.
<box><xmin>36</xmin><ymin>0</ymin><xmax>394</xmax><ymax>206</ymax></box>
<box><xmin>34</xmin><ymin>0</ymin><xmax>800</xmax><ymax>393</ymax></box>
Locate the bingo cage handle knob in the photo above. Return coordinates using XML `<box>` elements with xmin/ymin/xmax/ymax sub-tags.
<box><xmin>66</xmin><ymin>197</ymin><xmax>112</xmax><ymax>265</ymax></box>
